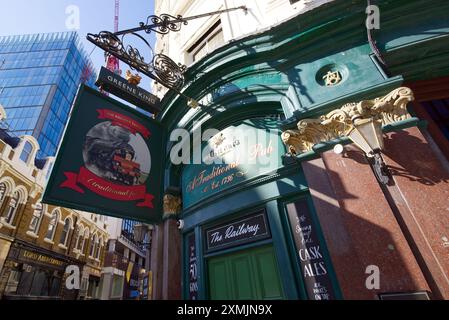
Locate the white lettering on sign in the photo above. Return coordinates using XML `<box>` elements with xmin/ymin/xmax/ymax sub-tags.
<box><xmin>206</xmin><ymin>213</ymin><xmax>270</xmax><ymax>251</ymax></box>
<box><xmin>225</xmin><ymin>223</ymin><xmax>260</xmax><ymax>239</ymax></box>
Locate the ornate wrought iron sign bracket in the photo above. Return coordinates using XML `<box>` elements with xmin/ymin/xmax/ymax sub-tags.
<box><xmin>87</xmin><ymin>6</ymin><xmax>248</xmax><ymax>108</ymax></box>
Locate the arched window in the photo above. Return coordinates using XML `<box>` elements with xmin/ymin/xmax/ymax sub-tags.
<box><xmin>0</xmin><ymin>183</ymin><xmax>7</xmax><ymax>208</ymax></box>
<box><xmin>59</xmin><ymin>218</ymin><xmax>71</xmax><ymax>246</ymax></box>
<box><xmin>80</xmin><ymin>229</ymin><xmax>89</xmax><ymax>255</ymax></box>
<box><xmin>45</xmin><ymin>210</ymin><xmax>59</xmax><ymax>240</ymax></box>
<box><xmin>29</xmin><ymin>203</ymin><xmax>44</xmax><ymax>234</ymax></box>
<box><xmin>94</xmin><ymin>237</ymin><xmax>101</xmax><ymax>259</ymax></box>
<box><xmin>89</xmin><ymin>234</ymin><xmax>97</xmax><ymax>257</ymax></box>
<box><xmin>20</xmin><ymin>141</ymin><xmax>33</xmax><ymax>163</ymax></box>
<box><xmin>75</xmin><ymin>226</ymin><xmax>83</xmax><ymax>251</ymax></box>
<box><xmin>4</xmin><ymin>191</ymin><xmax>20</xmax><ymax>224</ymax></box>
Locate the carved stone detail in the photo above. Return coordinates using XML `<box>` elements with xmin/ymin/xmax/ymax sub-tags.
<box><xmin>163</xmin><ymin>193</ymin><xmax>182</xmax><ymax>218</ymax></box>
<box><xmin>282</xmin><ymin>87</ymin><xmax>414</xmax><ymax>154</ymax></box>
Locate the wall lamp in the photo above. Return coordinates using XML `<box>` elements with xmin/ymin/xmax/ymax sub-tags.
<box><xmin>133</xmin><ymin>223</ymin><xmax>154</xmax><ymax>249</ymax></box>
<box><xmin>347</xmin><ymin>116</ymin><xmax>390</xmax><ymax>185</ymax></box>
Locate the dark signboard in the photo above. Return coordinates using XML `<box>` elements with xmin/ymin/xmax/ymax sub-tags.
<box><xmin>43</xmin><ymin>85</ymin><xmax>165</xmax><ymax>224</ymax></box>
<box><xmin>96</xmin><ymin>67</ymin><xmax>161</xmax><ymax>114</ymax></box>
<box><xmin>19</xmin><ymin>249</ymin><xmax>66</xmax><ymax>270</ymax></box>
<box><xmin>187</xmin><ymin>233</ymin><xmax>198</xmax><ymax>300</ymax></box>
<box><xmin>205</xmin><ymin>211</ymin><xmax>271</xmax><ymax>252</ymax></box>
<box><xmin>182</xmin><ymin>118</ymin><xmax>285</xmax><ymax>209</ymax></box>
<box><xmin>286</xmin><ymin>200</ymin><xmax>337</xmax><ymax>300</ymax></box>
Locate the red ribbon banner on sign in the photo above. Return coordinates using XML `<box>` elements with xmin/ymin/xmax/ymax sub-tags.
<box><xmin>97</xmin><ymin>109</ymin><xmax>151</xmax><ymax>139</ymax></box>
<box><xmin>60</xmin><ymin>167</ymin><xmax>155</xmax><ymax>208</ymax></box>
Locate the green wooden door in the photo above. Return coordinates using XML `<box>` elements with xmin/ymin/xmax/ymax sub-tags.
<box><xmin>208</xmin><ymin>245</ymin><xmax>285</xmax><ymax>300</ymax></box>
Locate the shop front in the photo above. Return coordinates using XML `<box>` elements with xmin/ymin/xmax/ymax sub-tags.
<box><xmin>154</xmin><ymin>0</ymin><xmax>449</xmax><ymax>300</ymax></box>
<box><xmin>0</xmin><ymin>240</ymin><xmax>81</xmax><ymax>300</ymax></box>
<box><xmin>80</xmin><ymin>265</ymin><xmax>102</xmax><ymax>300</ymax></box>
<box><xmin>176</xmin><ymin>115</ymin><xmax>341</xmax><ymax>300</ymax></box>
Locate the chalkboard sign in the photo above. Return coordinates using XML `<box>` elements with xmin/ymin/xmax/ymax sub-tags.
<box><xmin>187</xmin><ymin>233</ymin><xmax>198</xmax><ymax>300</ymax></box>
<box><xmin>286</xmin><ymin>200</ymin><xmax>337</xmax><ymax>300</ymax></box>
<box><xmin>205</xmin><ymin>211</ymin><xmax>271</xmax><ymax>252</ymax></box>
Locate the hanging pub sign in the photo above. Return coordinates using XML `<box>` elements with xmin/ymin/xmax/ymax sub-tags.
<box><xmin>95</xmin><ymin>67</ymin><xmax>161</xmax><ymax>114</ymax></box>
<box><xmin>42</xmin><ymin>85</ymin><xmax>165</xmax><ymax>224</ymax></box>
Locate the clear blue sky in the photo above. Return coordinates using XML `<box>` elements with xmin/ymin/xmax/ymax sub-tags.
<box><xmin>0</xmin><ymin>0</ymin><xmax>156</xmax><ymax>90</ymax></box>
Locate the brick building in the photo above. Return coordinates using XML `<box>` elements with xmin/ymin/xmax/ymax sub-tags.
<box><xmin>0</xmin><ymin>105</ymin><xmax>109</xmax><ymax>300</ymax></box>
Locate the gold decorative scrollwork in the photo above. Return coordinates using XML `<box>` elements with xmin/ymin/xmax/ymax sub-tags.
<box><xmin>282</xmin><ymin>87</ymin><xmax>414</xmax><ymax>155</ymax></box>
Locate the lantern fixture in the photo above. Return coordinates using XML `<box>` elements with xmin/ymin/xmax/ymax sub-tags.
<box><xmin>347</xmin><ymin>116</ymin><xmax>390</xmax><ymax>185</ymax></box>
<box><xmin>133</xmin><ymin>223</ymin><xmax>154</xmax><ymax>248</ymax></box>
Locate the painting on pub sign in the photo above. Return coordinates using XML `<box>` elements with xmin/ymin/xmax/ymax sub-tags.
<box><xmin>43</xmin><ymin>85</ymin><xmax>165</xmax><ymax>223</ymax></box>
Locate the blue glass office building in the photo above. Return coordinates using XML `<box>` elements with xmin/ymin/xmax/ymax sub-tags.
<box><xmin>0</xmin><ymin>32</ymin><xmax>96</xmax><ymax>157</ymax></box>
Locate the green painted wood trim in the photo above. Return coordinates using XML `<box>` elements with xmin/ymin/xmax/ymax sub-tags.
<box><xmin>195</xmin><ymin>225</ymin><xmax>206</xmax><ymax>300</ymax></box>
<box><xmin>265</xmin><ymin>200</ymin><xmax>301</xmax><ymax>299</ymax></box>
<box><xmin>281</xmin><ymin>76</ymin><xmax>404</xmax><ymax>130</ymax></box>
<box><xmin>181</xmin><ymin>169</ymin><xmax>308</xmax><ymax>230</ymax></box>
<box><xmin>158</xmin><ymin>0</ymin><xmax>449</xmax><ymax>126</ymax></box>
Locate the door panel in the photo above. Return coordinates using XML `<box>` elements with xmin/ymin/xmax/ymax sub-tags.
<box><xmin>208</xmin><ymin>259</ymin><xmax>231</xmax><ymax>300</ymax></box>
<box><xmin>208</xmin><ymin>245</ymin><xmax>284</xmax><ymax>300</ymax></box>
<box><xmin>253</xmin><ymin>247</ymin><xmax>284</xmax><ymax>299</ymax></box>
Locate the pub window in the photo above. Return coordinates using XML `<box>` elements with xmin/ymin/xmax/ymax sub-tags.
<box><xmin>74</xmin><ymin>226</ymin><xmax>82</xmax><ymax>250</ymax></box>
<box><xmin>17</xmin><ymin>265</ymin><xmax>35</xmax><ymax>295</ymax></box>
<box><xmin>111</xmin><ymin>275</ymin><xmax>124</xmax><ymax>298</ymax></box>
<box><xmin>29</xmin><ymin>203</ymin><xmax>44</xmax><ymax>234</ymax></box>
<box><xmin>4</xmin><ymin>191</ymin><xmax>20</xmax><ymax>225</ymax></box>
<box><xmin>49</xmin><ymin>274</ymin><xmax>62</xmax><ymax>297</ymax></box>
<box><xmin>89</xmin><ymin>234</ymin><xmax>97</xmax><ymax>257</ymax></box>
<box><xmin>95</xmin><ymin>238</ymin><xmax>102</xmax><ymax>259</ymax></box>
<box><xmin>81</xmin><ymin>229</ymin><xmax>90</xmax><ymax>254</ymax></box>
<box><xmin>29</xmin><ymin>270</ymin><xmax>46</xmax><ymax>296</ymax></box>
<box><xmin>20</xmin><ymin>141</ymin><xmax>33</xmax><ymax>164</ymax></box>
<box><xmin>59</xmin><ymin>218</ymin><xmax>71</xmax><ymax>246</ymax></box>
<box><xmin>187</xmin><ymin>20</ymin><xmax>224</xmax><ymax>63</ymax></box>
<box><xmin>0</xmin><ymin>182</ymin><xmax>7</xmax><ymax>208</ymax></box>
<box><xmin>45</xmin><ymin>210</ymin><xmax>59</xmax><ymax>241</ymax></box>
<box><xmin>4</xmin><ymin>270</ymin><xmax>21</xmax><ymax>294</ymax></box>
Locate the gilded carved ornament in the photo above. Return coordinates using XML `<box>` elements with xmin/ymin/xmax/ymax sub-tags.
<box><xmin>281</xmin><ymin>87</ymin><xmax>415</xmax><ymax>154</ymax></box>
<box><xmin>163</xmin><ymin>193</ymin><xmax>182</xmax><ymax>218</ymax></box>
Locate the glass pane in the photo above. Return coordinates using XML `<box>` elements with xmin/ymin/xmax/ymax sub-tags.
<box><xmin>17</xmin><ymin>267</ymin><xmax>35</xmax><ymax>295</ymax></box>
<box><xmin>4</xmin><ymin>270</ymin><xmax>21</xmax><ymax>294</ymax></box>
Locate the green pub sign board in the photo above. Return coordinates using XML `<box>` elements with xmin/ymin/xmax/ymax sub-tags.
<box><xmin>182</xmin><ymin>118</ymin><xmax>285</xmax><ymax>209</ymax></box>
<box><xmin>43</xmin><ymin>85</ymin><xmax>165</xmax><ymax>223</ymax></box>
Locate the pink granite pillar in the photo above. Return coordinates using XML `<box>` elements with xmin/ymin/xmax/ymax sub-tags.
<box><xmin>382</xmin><ymin>127</ymin><xmax>449</xmax><ymax>299</ymax></box>
<box><xmin>150</xmin><ymin>225</ymin><xmax>164</xmax><ymax>300</ymax></box>
<box><xmin>302</xmin><ymin>144</ymin><xmax>430</xmax><ymax>299</ymax></box>
<box><xmin>162</xmin><ymin>218</ymin><xmax>182</xmax><ymax>300</ymax></box>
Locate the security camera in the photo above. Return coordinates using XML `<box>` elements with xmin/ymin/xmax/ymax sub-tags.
<box><xmin>177</xmin><ymin>219</ymin><xmax>185</xmax><ymax>230</ymax></box>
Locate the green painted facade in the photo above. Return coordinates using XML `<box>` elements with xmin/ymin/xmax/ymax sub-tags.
<box><xmin>158</xmin><ymin>0</ymin><xmax>449</xmax><ymax>300</ymax></box>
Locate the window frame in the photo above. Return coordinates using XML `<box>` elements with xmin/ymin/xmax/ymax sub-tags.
<box><xmin>59</xmin><ymin>217</ymin><xmax>71</xmax><ymax>246</ymax></box>
<box><xmin>29</xmin><ymin>202</ymin><xmax>44</xmax><ymax>234</ymax></box>
<box><xmin>45</xmin><ymin>210</ymin><xmax>59</xmax><ymax>241</ymax></box>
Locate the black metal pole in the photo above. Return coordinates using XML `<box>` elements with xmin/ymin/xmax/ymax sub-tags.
<box><xmin>114</xmin><ymin>6</ymin><xmax>247</xmax><ymax>36</ymax></box>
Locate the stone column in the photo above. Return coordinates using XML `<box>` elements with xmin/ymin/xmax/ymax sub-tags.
<box><xmin>302</xmin><ymin>145</ymin><xmax>431</xmax><ymax>299</ymax></box>
<box><xmin>161</xmin><ymin>188</ymin><xmax>182</xmax><ymax>300</ymax></box>
<box><xmin>150</xmin><ymin>224</ymin><xmax>164</xmax><ymax>300</ymax></box>
<box><xmin>381</xmin><ymin>127</ymin><xmax>449</xmax><ymax>299</ymax></box>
